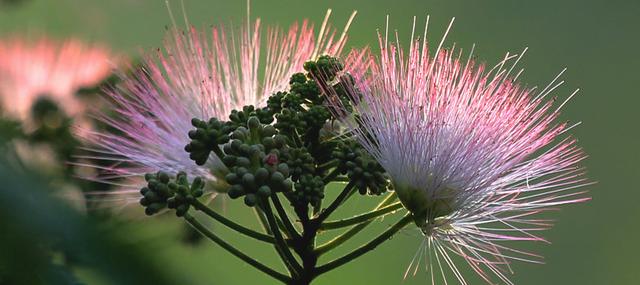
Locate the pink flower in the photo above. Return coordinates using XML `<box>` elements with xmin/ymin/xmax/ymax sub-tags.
<box><xmin>322</xmin><ymin>17</ymin><xmax>591</xmax><ymax>284</ymax></box>
<box><xmin>84</xmin><ymin>11</ymin><xmax>355</xmax><ymax>204</ymax></box>
<box><xmin>0</xmin><ymin>37</ymin><xmax>114</xmax><ymax>120</ymax></box>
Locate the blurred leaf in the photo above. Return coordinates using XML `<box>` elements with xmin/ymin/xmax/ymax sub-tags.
<box><xmin>0</xmin><ymin>117</ymin><xmax>24</xmax><ymax>140</ymax></box>
<box><xmin>0</xmin><ymin>134</ymin><xmax>185</xmax><ymax>285</ymax></box>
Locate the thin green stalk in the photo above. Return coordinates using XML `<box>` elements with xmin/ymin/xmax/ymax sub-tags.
<box><xmin>253</xmin><ymin>207</ymin><xmax>298</xmax><ymax>276</ymax></box>
<box><xmin>262</xmin><ymin>200</ymin><xmax>303</xmax><ymax>276</ymax></box>
<box><xmin>316</xmin><ymin>214</ymin><xmax>413</xmax><ymax>276</ymax></box>
<box><xmin>292</xmin><ymin>130</ymin><xmax>303</xmax><ymax>148</ymax></box>
<box><xmin>184</xmin><ymin>214</ymin><xmax>291</xmax><ymax>284</ymax></box>
<box><xmin>320</xmin><ymin>202</ymin><xmax>403</xmax><ymax>231</ymax></box>
<box><xmin>322</xmin><ymin>168</ymin><xmax>341</xmax><ymax>184</ymax></box>
<box><xmin>316</xmin><ymin>222</ymin><xmax>362</xmax><ymax>255</ymax></box>
<box><xmin>189</xmin><ymin>199</ymin><xmax>277</xmax><ymax>244</ymax></box>
<box><xmin>316</xmin><ymin>193</ymin><xmax>398</xmax><ymax>255</ymax></box>
<box><xmin>316</xmin><ymin>181</ymin><xmax>355</xmax><ymax>221</ymax></box>
<box><xmin>333</xmin><ymin>176</ymin><xmax>349</xmax><ymax>182</ymax></box>
<box><xmin>317</xmin><ymin>160</ymin><xmax>338</xmax><ymax>172</ymax></box>
<box><xmin>312</xmin><ymin>200</ymin><xmax>322</xmax><ymax>216</ymax></box>
<box><xmin>211</xmin><ymin>145</ymin><xmax>229</xmax><ymax>167</ymax></box>
<box><xmin>254</xmin><ymin>207</ymin><xmax>271</xmax><ymax>234</ymax></box>
<box><xmin>271</xmin><ymin>193</ymin><xmax>300</xmax><ymax>239</ymax></box>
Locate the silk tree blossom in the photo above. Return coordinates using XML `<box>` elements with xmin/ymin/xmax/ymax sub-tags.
<box><xmin>321</xmin><ymin>18</ymin><xmax>591</xmax><ymax>284</ymax></box>
<box><xmin>0</xmin><ymin>37</ymin><xmax>114</xmax><ymax>120</ymax></box>
<box><xmin>84</xmin><ymin>10</ymin><xmax>356</xmax><ymax>205</ymax></box>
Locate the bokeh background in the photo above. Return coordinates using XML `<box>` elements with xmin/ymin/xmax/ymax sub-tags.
<box><xmin>1</xmin><ymin>0</ymin><xmax>638</xmax><ymax>284</ymax></box>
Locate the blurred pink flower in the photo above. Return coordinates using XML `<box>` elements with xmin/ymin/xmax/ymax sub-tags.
<box><xmin>321</xmin><ymin>18</ymin><xmax>592</xmax><ymax>284</ymax></box>
<box><xmin>0</xmin><ymin>37</ymin><xmax>115</xmax><ymax>120</ymax></box>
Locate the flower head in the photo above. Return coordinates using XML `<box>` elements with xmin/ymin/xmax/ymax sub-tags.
<box><xmin>85</xmin><ymin>11</ymin><xmax>355</xmax><ymax>204</ymax></box>
<box><xmin>0</xmin><ymin>37</ymin><xmax>114</xmax><ymax>120</ymax></box>
<box><xmin>321</xmin><ymin>18</ymin><xmax>591</xmax><ymax>284</ymax></box>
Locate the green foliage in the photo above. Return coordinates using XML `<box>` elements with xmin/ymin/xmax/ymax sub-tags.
<box><xmin>0</xmin><ymin>117</ymin><xmax>23</xmax><ymax>140</ymax></box>
<box><xmin>0</xmin><ymin>140</ymin><xmax>183</xmax><ymax>285</ymax></box>
<box><xmin>29</xmin><ymin>97</ymin><xmax>79</xmax><ymax>172</ymax></box>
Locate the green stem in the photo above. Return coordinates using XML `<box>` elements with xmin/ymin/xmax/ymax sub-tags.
<box><xmin>271</xmin><ymin>193</ymin><xmax>301</xmax><ymax>239</ymax></box>
<box><xmin>316</xmin><ymin>193</ymin><xmax>398</xmax><ymax>255</ymax></box>
<box><xmin>292</xmin><ymin>129</ymin><xmax>303</xmax><ymax>148</ymax></box>
<box><xmin>253</xmin><ymin>207</ymin><xmax>298</xmax><ymax>276</ymax></box>
<box><xmin>211</xmin><ymin>145</ymin><xmax>229</xmax><ymax>166</ymax></box>
<box><xmin>189</xmin><ymin>199</ymin><xmax>278</xmax><ymax>244</ymax></box>
<box><xmin>184</xmin><ymin>214</ymin><xmax>291</xmax><ymax>284</ymax></box>
<box><xmin>316</xmin><ymin>214</ymin><xmax>413</xmax><ymax>276</ymax></box>
<box><xmin>261</xmin><ymin>200</ymin><xmax>303</xmax><ymax>276</ymax></box>
<box><xmin>317</xmin><ymin>160</ymin><xmax>338</xmax><ymax>172</ymax></box>
<box><xmin>254</xmin><ymin>207</ymin><xmax>272</xmax><ymax>234</ymax></box>
<box><xmin>316</xmin><ymin>181</ymin><xmax>355</xmax><ymax>221</ymax></box>
<box><xmin>320</xmin><ymin>202</ymin><xmax>403</xmax><ymax>231</ymax></box>
<box><xmin>332</xmin><ymin>176</ymin><xmax>349</xmax><ymax>182</ymax></box>
<box><xmin>322</xmin><ymin>168</ymin><xmax>341</xmax><ymax>184</ymax></box>
<box><xmin>312</xmin><ymin>200</ymin><xmax>322</xmax><ymax>216</ymax></box>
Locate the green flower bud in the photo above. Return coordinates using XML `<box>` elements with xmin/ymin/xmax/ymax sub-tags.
<box><xmin>255</xmin><ymin>168</ymin><xmax>269</xmax><ymax>182</ymax></box>
<box><xmin>228</xmin><ymin>185</ymin><xmax>244</xmax><ymax>199</ymax></box>
<box><xmin>244</xmin><ymin>194</ymin><xmax>257</xmax><ymax>207</ymax></box>
<box><xmin>271</xmin><ymin>172</ymin><xmax>285</xmax><ymax>184</ymax></box>
<box><xmin>257</xmin><ymin>185</ymin><xmax>272</xmax><ymax>197</ymax></box>
<box><xmin>247</xmin><ymin>116</ymin><xmax>261</xmax><ymax>129</ymax></box>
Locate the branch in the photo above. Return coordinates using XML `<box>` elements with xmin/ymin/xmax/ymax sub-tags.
<box><xmin>315</xmin><ymin>193</ymin><xmax>398</xmax><ymax>255</ymax></box>
<box><xmin>271</xmin><ymin>193</ymin><xmax>301</xmax><ymax>239</ymax></box>
<box><xmin>316</xmin><ymin>181</ymin><xmax>355</xmax><ymax>221</ymax></box>
<box><xmin>261</xmin><ymin>200</ymin><xmax>303</xmax><ymax>276</ymax></box>
<box><xmin>322</xmin><ymin>168</ymin><xmax>341</xmax><ymax>184</ymax></box>
<box><xmin>320</xmin><ymin>202</ymin><xmax>403</xmax><ymax>231</ymax></box>
<box><xmin>316</xmin><ymin>214</ymin><xmax>412</xmax><ymax>275</ymax></box>
<box><xmin>184</xmin><ymin>214</ymin><xmax>291</xmax><ymax>283</ymax></box>
<box><xmin>189</xmin><ymin>199</ymin><xmax>279</xmax><ymax>245</ymax></box>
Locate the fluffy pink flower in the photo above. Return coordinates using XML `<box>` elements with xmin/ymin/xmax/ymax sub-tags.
<box><xmin>84</xmin><ymin>11</ymin><xmax>355</xmax><ymax>204</ymax></box>
<box><xmin>322</xmin><ymin>18</ymin><xmax>591</xmax><ymax>284</ymax></box>
<box><xmin>0</xmin><ymin>38</ymin><xmax>114</xmax><ymax>120</ymax></box>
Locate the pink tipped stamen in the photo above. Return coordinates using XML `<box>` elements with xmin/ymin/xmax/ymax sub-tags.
<box><xmin>319</xmin><ymin>16</ymin><xmax>590</xmax><ymax>284</ymax></box>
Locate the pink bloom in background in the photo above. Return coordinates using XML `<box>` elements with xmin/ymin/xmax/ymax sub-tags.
<box><xmin>0</xmin><ymin>37</ymin><xmax>114</xmax><ymax>120</ymax></box>
<box><xmin>85</xmin><ymin>11</ymin><xmax>356</xmax><ymax>204</ymax></box>
<box><xmin>323</xmin><ymin>18</ymin><xmax>591</xmax><ymax>284</ymax></box>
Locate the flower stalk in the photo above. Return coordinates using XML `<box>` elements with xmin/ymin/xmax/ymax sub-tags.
<box><xmin>184</xmin><ymin>214</ymin><xmax>291</xmax><ymax>283</ymax></box>
<box><xmin>320</xmin><ymin>202</ymin><xmax>403</xmax><ymax>230</ymax></box>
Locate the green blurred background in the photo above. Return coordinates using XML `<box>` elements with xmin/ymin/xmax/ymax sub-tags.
<box><xmin>1</xmin><ymin>0</ymin><xmax>638</xmax><ymax>284</ymax></box>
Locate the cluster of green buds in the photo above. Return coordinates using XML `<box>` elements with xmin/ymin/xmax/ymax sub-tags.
<box><xmin>290</xmin><ymin>174</ymin><xmax>325</xmax><ymax>208</ymax></box>
<box><xmin>170</xmin><ymin>56</ymin><xmax>386</xmax><ymax>214</ymax></box>
<box><xmin>223</xmin><ymin>117</ymin><xmax>292</xmax><ymax>207</ymax></box>
<box><xmin>282</xmin><ymin>147</ymin><xmax>315</xmax><ymax>181</ymax></box>
<box><xmin>228</xmin><ymin>105</ymin><xmax>274</xmax><ymax>128</ymax></box>
<box><xmin>139</xmin><ymin>171</ymin><xmax>204</xmax><ymax>216</ymax></box>
<box><xmin>269</xmin><ymin>57</ymin><xmax>338</xmax><ymax>145</ymax></box>
<box><xmin>185</xmin><ymin>118</ymin><xmax>231</xmax><ymax>165</ymax></box>
<box><xmin>332</xmin><ymin>140</ymin><xmax>389</xmax><ymax>195</ymax></box>
<box><xmin>185</xmin><ymin>105</ymin><xmax>275</xmax><ymax>167</ymax></box>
